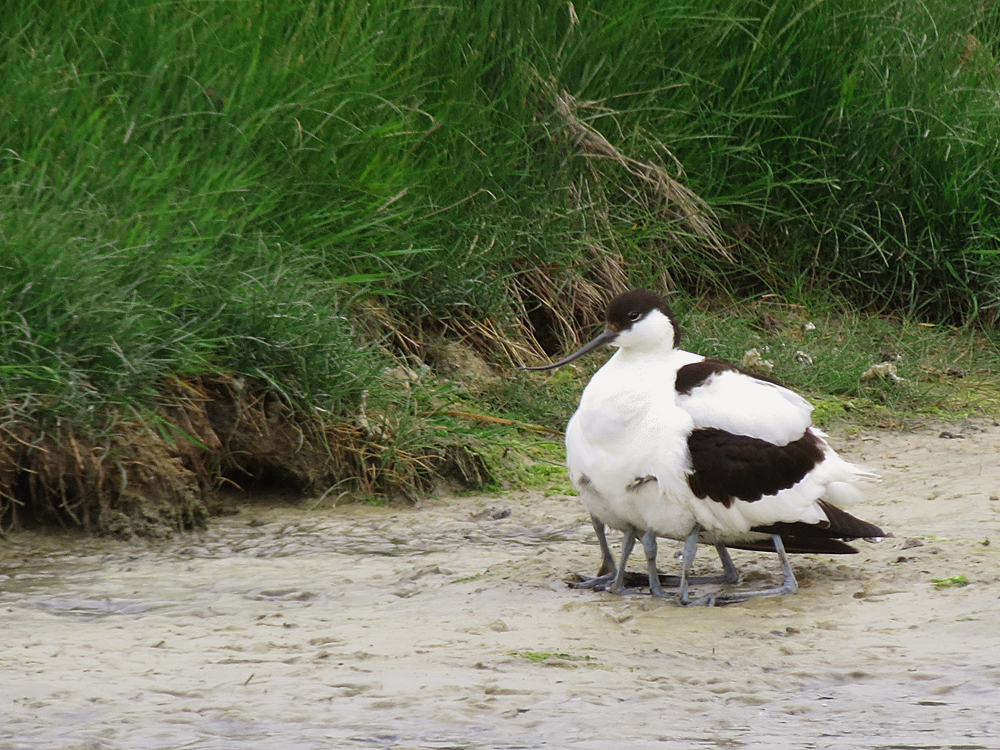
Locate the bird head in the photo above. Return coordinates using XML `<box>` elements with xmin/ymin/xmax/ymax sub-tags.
<box><xmin>523</xmin><ymin>289</ymin><xmax>680</xmax><ymax>371</ymax></box>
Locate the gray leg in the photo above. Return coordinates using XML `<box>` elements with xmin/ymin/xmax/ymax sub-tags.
<box><xmin>593</xmin><ymin>516</ymin><xmax>616</xmax><ymax>577</ymax></box>
<box><xmin>607</xmin><ymin>527</ymin><xmax>638</xmax><ymax>594</ymax></box>
<box><xmin>641</xmin><ymin>530</ymin><xmax>668</xmax><ymax>598</ymax></box>
<box><xmin>692</xmin><ymin>535</ymin><xmax>798</xmax><ymax>606</ymax></box>
<box><xmin>664</xmin><ymin>542</ymin><xmax>741</xmax><ymax>588</ymax></box>
<box><xmin>714</xmin><ymin>543</ymin><xmax>740</xmax><ymax>584</ymax></box>
<box><xmin>624</xmin><ymin>535</ymin><xmax>740</xmax><ymax>592</ymax></box>
<box><xmin>676</xmin><ymin>526</ymin><xmax>701</xmax><ymax>605</ymax></box>
<box><xmin>573</xmin><ymin>528</ymin><xmax>741</xmax><ymax>595</ymax></box>
<box><xmin>570</xmin><ymin>515</ymin><xmax>617</xmax><ymax>590</ymax></box>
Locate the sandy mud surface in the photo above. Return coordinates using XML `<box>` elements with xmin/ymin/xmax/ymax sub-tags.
<box><xmin>2</xmin><ymin>422</ymin><xmax>999</xmax><ymax>749</ymax></box>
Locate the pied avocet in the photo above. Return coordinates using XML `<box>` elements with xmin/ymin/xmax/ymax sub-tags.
<box><xmin>526</xmin><ymin>289</ymin><xmax>883</xmax><ymax>606</ymax></box>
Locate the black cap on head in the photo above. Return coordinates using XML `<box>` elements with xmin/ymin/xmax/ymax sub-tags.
<box><xmin>520</xmin><ymin>288</ymin><xmax>678</xmax><ymax>371</ymax></box>
<box><xmin>605</xmin><ymin>288</ymin><xmax>680</xmax><ymax>346</ymax></box>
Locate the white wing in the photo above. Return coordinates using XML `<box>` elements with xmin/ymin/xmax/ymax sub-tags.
<box><xmin>677</xmin><ymin>365</ymin><xmax>813</xmax><ymax>446</ymax></box>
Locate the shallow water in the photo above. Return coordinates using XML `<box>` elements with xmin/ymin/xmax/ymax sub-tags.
<box><xmin>3</xmin><ymin>425</ymin><xmax>1000</xmax><ymax>749</ymax></box>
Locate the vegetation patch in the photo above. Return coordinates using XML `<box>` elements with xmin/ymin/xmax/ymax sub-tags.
<box><xmin>509</xmin><ymin>650</ymin><xmax>592</xmax><ymax>667</ymax></box>
<box><xmin>931</xmin><ymin>575</ymin><xmax>970</xmax><ymax>590</ymax></box>
<box><xmin>0</xmin><ymin>372</ymin><xmax>493</xmax><ymax>536</ymax></box>
<box><xmin>3</xmin><ymin>1</ymin><xmax>1000</xmax><ymax>535</ymax></box>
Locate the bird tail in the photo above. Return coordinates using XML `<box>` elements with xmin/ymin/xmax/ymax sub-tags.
<box><xmin>725</xmin><ymin>536</ymin><xmax>862</xmax><ymax>555</ymax></box>
<box><xmin>750</xmin><ymin>499</ymin><xmax>884</xmax><ymax>553</ymax></box>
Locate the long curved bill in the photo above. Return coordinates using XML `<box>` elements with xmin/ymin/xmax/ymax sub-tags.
<box><xmin>521</xmin><ymin>328</ymin><xmax>618</xmax><ymax>371</ymax></box>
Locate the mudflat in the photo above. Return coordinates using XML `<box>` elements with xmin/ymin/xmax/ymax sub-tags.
<box><xmin>2</xmin><ymin>423</ymin><xmax>998</xmax><ymax>749</ymax></box>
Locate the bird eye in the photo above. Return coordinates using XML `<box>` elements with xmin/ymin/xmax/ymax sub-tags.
<box><xmin>628</xmin><ymin>310</ymin><xmax>641</xmax><ymax>321</ymax></box>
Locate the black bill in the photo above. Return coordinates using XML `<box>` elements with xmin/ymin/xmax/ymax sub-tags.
<box><xmin>521</xmin><ymin>328</ymin><xmax>618</xmax><ymax>371</ymax></box>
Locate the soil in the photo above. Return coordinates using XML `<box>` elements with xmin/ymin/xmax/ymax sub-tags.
<box><xmin>2</xmin><ymin>422</ymin><xmax>999</xmax><ymax>749</ymax></box>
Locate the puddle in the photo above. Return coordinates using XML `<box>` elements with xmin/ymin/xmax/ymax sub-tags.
<box><xmin>2</xmin><ymin>425</ymin><xmax>1000</xmax><ymax>749</ymax></box>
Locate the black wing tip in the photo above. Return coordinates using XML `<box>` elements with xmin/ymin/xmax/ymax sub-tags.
<box><xmin>729</xmin><ymin>536</ymin><xmax>861</xmax><ymax>555</ymax></box>
<box><xmin>749</xmin><ymin>503</ymin><xmax>885</xmax><ymax>554</ymax></box>
<box><xmin>817</xmin><ymin>500</ymin><xmax>885</xmax><ymax>539</ymax></box>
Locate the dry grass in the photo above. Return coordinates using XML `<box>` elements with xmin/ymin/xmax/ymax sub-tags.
<box><xmin>550</xmin><ymin>85</ymin><xmax>730</xmax><ymax>260</ymax></box>
<box><xmin>0</xmin><ymin>373</ymin><xmax>491</xmax><ymax>537</ymax></box>
<box><xmin>423</xmin><ymin>79</ymin><xmax>725</xmax><ymax>366</ymax></box>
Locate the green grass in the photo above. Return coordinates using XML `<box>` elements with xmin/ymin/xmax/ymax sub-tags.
<box><xmin>509</xmin><ymin>650</ymin><xmax>590</xmax><ymax>666</ymax></box>
<box><xmin>676</xmin><ymin>297</ymin><xmax>1000</xmax><ymax>422</ymax></box>
<box><xmin>3</xmin><ymin>0</ymin><xmax>1000</xmax><ymax>525</ymax></box>
<box><xmin>931</xmin><ymin>574</ymin><xmax>969</xmax><ymax>590</ymax></box>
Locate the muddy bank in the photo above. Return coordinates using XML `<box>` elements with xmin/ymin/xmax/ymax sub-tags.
<box><xmin>2</xmin><ymin>423</ymin><xmax>999</xmax><ymax>749</ymax></box>
<box><xmin>0</xmin><ymin>374</ymin><xmax>490</xmax><ymax>538</ymax></box>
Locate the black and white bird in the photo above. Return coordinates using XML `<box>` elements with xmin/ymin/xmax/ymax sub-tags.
<box><xmin>525</xmin><ymin>289</ymin><xmax>883</xmax><ymax>605</ymax></box>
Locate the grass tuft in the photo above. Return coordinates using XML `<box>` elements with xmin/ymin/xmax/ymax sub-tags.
<box><xmin>3</xmin><ymin>1</ymin><xmax>1000</xmax><ymax>533</ymax></box>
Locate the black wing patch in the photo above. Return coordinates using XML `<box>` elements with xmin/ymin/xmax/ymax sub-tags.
<box><xmin>675</xmin><ymin>358</ymin><xmax>784</xmax><ymax>396</ymax></box>
<box><xmin>686</xmin><ymin>428</ymin><xmax>825</xmax><ymax>507</ymax></box>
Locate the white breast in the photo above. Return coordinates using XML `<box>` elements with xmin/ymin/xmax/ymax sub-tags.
<box><xmin>566</xmin><ymin>351</ymin><xmax>697</xmax><ymax>537</ymax></box>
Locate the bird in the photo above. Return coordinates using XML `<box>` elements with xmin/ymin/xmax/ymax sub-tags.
<box><xmin>524</xmin><ymin>288</ymin><xmax>883</xmax><ymax>605</ymax></box>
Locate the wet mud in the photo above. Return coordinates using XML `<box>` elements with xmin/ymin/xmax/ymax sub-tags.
<box><xmin>2</xmin><ymin>423</ymin><xmax>999</xmax><ymax>749</ymax></box>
